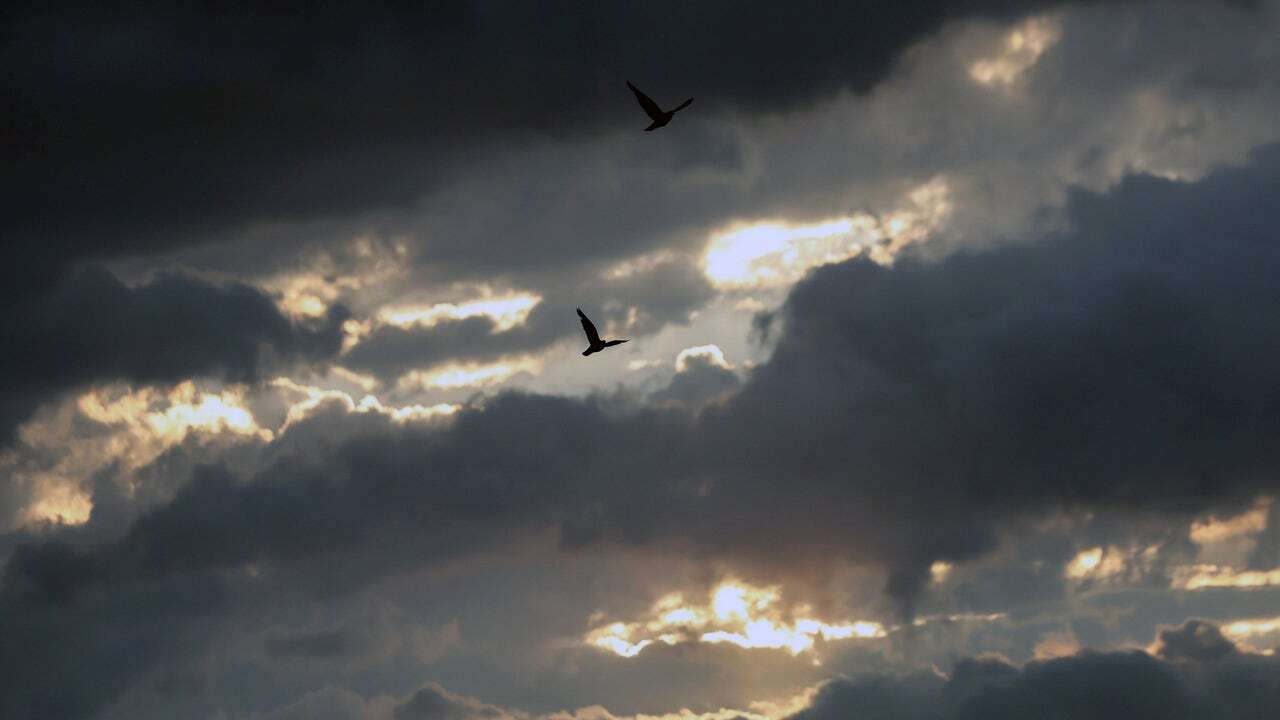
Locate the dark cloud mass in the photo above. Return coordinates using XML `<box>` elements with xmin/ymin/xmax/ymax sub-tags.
<box><xmin>2</xmin><ymin>0</ymin><xmax>1154</xmax><ymax>273</ymax></box>
<box><xmin>5</xmin><ymin>144</ymin><xmax>1280</xmax><ymax>717</ymax></box>
<box><xmin>4</xmin><ymin>2</ymin><xmax>1280</xmax><ymax>718</ymax></box>
<box><xmin>393</xmin><ymin>683</ymin><xmax>512</xmax><ymax>720</ymax></box>
<box><xmin>790</xmin><ymin>621</ymin><xmax>1279</xmax><ymax>720</ymax></box>
<box><xmin>691</xmin><ymin>144</ymin><xmax>1280</xmax><ymax>590</ymax></box>
<box><xmin>0</xmin><ymin>267</ymin><xmax>347</xmax><ymax>441</ymax></box>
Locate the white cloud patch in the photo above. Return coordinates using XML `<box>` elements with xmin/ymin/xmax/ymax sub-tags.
<box><xmin>675</xmin><ymin>345</ymin><xmax>733</xmax><ymax>372</ymax></box>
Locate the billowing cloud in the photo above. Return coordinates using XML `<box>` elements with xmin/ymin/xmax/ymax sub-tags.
<box><xmin>5</xmin><ymin>3</ymin><xmax>1280</xmax><ymax>718</ymax></box>
<box><xmin>7</xmin><ymin>146</ymin><xmax>1280</xmax><ymax>716</ymax></box>
<box><xmin>3</xmin><ymin>0</ymin><xmax>1147</xmax><ymax>268</ymax></box>
<box><xmin>790</xmin><ymin>621</ymin><xmax>1279</xmax><ymax>720</ymax></box>
<box><xmin>0</xmin><ymin>267</ymin><xmax>348</xmax><ymax>443</ymax></box>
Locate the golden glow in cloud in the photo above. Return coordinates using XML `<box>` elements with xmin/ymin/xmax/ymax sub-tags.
<box><xmin>1033</xmin><ymin>629</ymin><xmax>1083</xmax><ymax>660</ymax></box>
<box><xmin>1171</xmin><ymin>565</ymin><xmax>1280</xmax><ymax>590</ymax></box>
<box><xmin>702</xmin><ymin>179</ymin><xmax>952</xmax><ymax>289</ymax></box>
<box><xmin>21</xmin><ymin>485</ymin><xmax>93</xmax><ymax>528</ymax></box>
<box><xmin>1065</xmin><ymin>547</ymin><xmax>1104</xmax><ymax>578</ymax></box>
<box><xmin>1064</xmin><ymin>545</ymin><xmax>1159</xmax><ymax>582</ymax></box>
<box><xmin>1222</xmin><ymin>616</ymin><xmax>1280</xmax><ymax>639</ymax></box>
<box><xmin>341</xmin><ymin>292</ymin><xmax>541</xmax><ymax>354</ymax></box>
<box><xmin>266</xmin><ymin>234</ymin><xmax>412</xmax><ymax>318</ymax></box>
<box><xmin>79</xmin><ymin>381</ymin><xmax>271</xmax><ymax>447</ymax></box>
<box><xmin>1190</xmin><ymin>498</ymin><xmax>1271</xmax><ymax>544</ymax></box>
<box><xmin>602</xmin><ymin>249</ymin><xmax>680</xmax><ymax>281</ymax></box>
<box><xmin>1189</xmin><ymin>497</ymin><xmax>1271</xmax><ymax>566</ymax></box>
<box><xmin>376</xmin><ymin>293</ymin><xmax>542</xmax><ymax>332</ymax></box>
<box><xmin>396</xmin><ymin>356</ymin><xmax>543</xmax><ymax>391</ymax></box>
<box><xmin>14</xmin><ymin>382</ymin><xmax>271</xmax><ymax>527</ymax></box>
<box><xmin>585</xmin><ymin>580</ymin><xmax>885</xmax><ymax>658</ymax></box>
<box><xmin>929</xmin><ymin>561</ymin><xmax>953</xmax><ymax>585</ymax></box>
<box><xmin>1221</xmin><ymin>616</ymin><xmax>1280</xmax><ymax>653</ymax></box>
<box><xmin>970</xmin><ymin>16</ymin><xmax>1061</xmax><ymax>86</ymax></box>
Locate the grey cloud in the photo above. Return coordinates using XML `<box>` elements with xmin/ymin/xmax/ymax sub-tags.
<box><xmin>266</xmin><ymin>625</ymin><xmax>372</xmax><ymax>662</ymax></box>
<box><xmin>256</xmin><ymin>686</ymin><xmax>394</xmax><ymax>720</ymax></box>
<box><xmin>687</xmin><ymin>143</ymin><xmax>1280</xmax><ymax>613</ymax></box>
<box><xmin>4</xmin><ymin>0</ymin><xmax>1146</xmax><ymax>270</ymax></box>
<box><xmin>0</xmin><ymin>390</ymin><xmax>696</xmax><ymax>714</ymax></box>
<box><xmin>394</xmin><ymin>683</ymin><xmax>514</xmax><ymax>720</ymax></box>
<box><xmin>258</xmin><ymin>622</ymin><xmax>1280</xmax><ymax>720</ymax></box>
<box><xmin>7</xmin><ymin>145</ymin><xmax>1280</xmax><ymax>716</ymax></box>
<box><xmin>792</xmin><ymin>621</ymin><xmax>1279</xmax><ymax>720</ymax></box>
<box><xmin>252</xmin><ymin>682</ymin><xmax>515</xmax><ymax>720</ymax></box>
<box><xmin>1152</xmin><ymin>619</ymin><xmax>1238</xmax><ymax>663</ymax></box>
<box><xmin>649</xmin><ymin>356</ymin><xmax>741</xmax><ymax>407</ymax></box>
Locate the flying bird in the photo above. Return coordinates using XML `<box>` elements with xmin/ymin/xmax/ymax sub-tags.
<box><xmin>626</xmin><ymin>81</ymin><xmax>693</xmax><ymax>131</ymax></box>
<box><xmin>577</xmin><ymin>308</ymin><xmax>629</xmax><ymax>356</ymax></box>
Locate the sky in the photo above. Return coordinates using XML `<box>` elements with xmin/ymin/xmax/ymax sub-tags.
<box><xmin>3</xmin><ymin>1</ymin><xmax>1280</xmax><ymax>718</ymax></box>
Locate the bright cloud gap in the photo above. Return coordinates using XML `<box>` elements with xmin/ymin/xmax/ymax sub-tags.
<box><xmin>377</xmin><ymin>293</ymin><xmax>542</xmax><ymax>332</ymax></box>
<box><xmin>585</xmin><ymin>580</ymin><xmax>886</xmax><ymax>658</ymax></box>
<box><xmin>701</xmin><ymin>179</ymin><xmax>952</xmax><ymax>289</ymax></box>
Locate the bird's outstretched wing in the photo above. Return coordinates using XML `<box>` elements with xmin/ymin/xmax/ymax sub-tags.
<box><xmin>577</xmin><ymin>308</ymin><xmax>602</xmax><ymax>345</ymax></box>
<box><xmin>627</xmin><ymin>81</ymin><xmax>664</xmax><ymax>121</ymax></box>
<box><xmin>672</xmin><ymin>97</ymin><xmax>694</xmax><ymax>113</ymax></box>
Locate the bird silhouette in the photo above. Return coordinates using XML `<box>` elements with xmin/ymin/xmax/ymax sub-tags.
<box><xmin>627</xmin><ymin>81</ymin><xmax>693</xmax><ymax>131</ymax></box>
<box><xmin>577</xmin><ymin>308</ymin><xmax>629</xmax><ymax>356</ymax></box>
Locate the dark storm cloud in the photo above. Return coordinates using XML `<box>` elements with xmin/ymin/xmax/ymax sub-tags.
<box><xmin>687</xmin><ymin>143</ymin><xmax>1280</xmax><ymax>611</ymax></box>
<box><xmin>0</xmin><ymin>266</ymin><xmax>347</xmax><ymax>441</ymax></box>
<box><xmin>790</xmin><ymin>621</ymin><xmax>1279</xmax><ymax>720</ymax></box>
<box><xmin>0</xmin><ymin>538</ymin><xmax>231</xmax><ymax>720</ymax></box>
<box><xmin>0</xmin><ymin>391</ymin><xmax>696</xmax><ymax>718</ymax></box>
<box><xmin>3</xmin><ymin>0</ymin><xmax>1178</xmax><ymax>280</ymax></box>
<box><xmin>7</xmin><ymin>144</ymin><xmax>1280</xmax><ymax>717</ymax></box>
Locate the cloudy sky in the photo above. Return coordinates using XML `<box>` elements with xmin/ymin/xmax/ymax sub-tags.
<box><xmin>4</xmin><ymin>1</ymin><xmax>1280</xmax><ymax>718</ymax></box>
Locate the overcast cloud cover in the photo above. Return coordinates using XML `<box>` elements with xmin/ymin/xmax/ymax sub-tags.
<box><xmin>4</xmin><ymin>1</ymin><xmax>1280</xmax><ymax>719</ymax></box>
